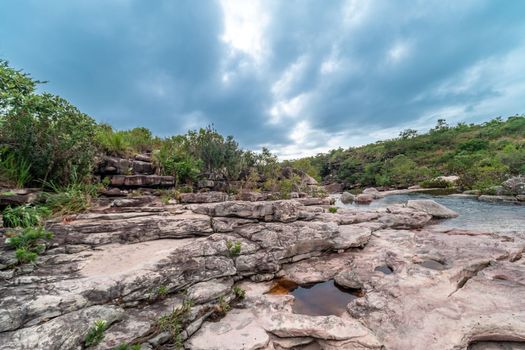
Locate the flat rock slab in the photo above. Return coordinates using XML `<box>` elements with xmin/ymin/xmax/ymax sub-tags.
<box><xmin>407</xmin><ymin>199</ymin><xmax>459</xmax><ymax>218</ymax></box>
<box><xmin>185</xmin><ymin>309</ymin><xmax>270</xmax><ymax>350</ymax></box>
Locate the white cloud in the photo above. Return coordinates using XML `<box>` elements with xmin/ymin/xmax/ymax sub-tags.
<box><xmin>219</xmin><ymin>0</ymin><xmax>269</xmax><ymax>62</ymax></box>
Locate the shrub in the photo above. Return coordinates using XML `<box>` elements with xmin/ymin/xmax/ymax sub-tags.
<box><xmin>6</xmin><ymin>226</ymin><xmax>54</xmax><ymax>264</ymax></box>
<box><xmin>420</xmin><ymin>178</ymin><xmax>452</xmax><ymax>189</ymax></box>
<box><xmin>84</xmin><ymin>320</ymin><xmax>107</xmax><ymax>347</ymax></box>
<box><xmin>0</xmin><ymin>150</ymin><xmax>32</xmax><ymax>188</ymax></box>
<box><xmin>2</xmin><ymin>204</ymin><xmax>51</xmax><ymax>228</ymax></box>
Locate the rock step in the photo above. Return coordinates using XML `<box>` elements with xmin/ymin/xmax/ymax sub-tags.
<box><xmin>109</xmin><ymin>175</ymin><xmax>174</xmax><ymax>187</ymax></box>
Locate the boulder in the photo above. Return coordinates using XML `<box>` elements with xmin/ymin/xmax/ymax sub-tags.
<box><xmin>406</xmin><ymin>199</ymin><xmax>459</xmax><ymax>219</ymax></box>
<box><xmin>362</xmin><ymin>187</ymin><xmax>382</xmax><ymax>199</ymax></box>
<box><xmin>435</xmin><ymin>175</ymin><xmax>460</xmax><ymax>184</ymax></box>
<box><xmin>324</xmin><ymin>183</ymin><xmax>343</xmax><ymax>194</ymax></box>
<box><xmin>179</xmin><ymin>191</ymin><xmax>229</xmax><ymax>203</ymax></box>
<box><xmin>340</xmin><ymin>192</ymin><xmax>355</xmax><ymax>204</ymax></box>
<box><xmin>479</xmin><ymin>195</ymin><xmax>518</xmax><ymax>203</ymax></box>
<box><xmin>237</xmin><ymin>191</ymin><xmax>267</xmax><ymax>202</ymax></box>
<box><xmin>502</xmin><ymin>175</ymin><xmax>525</xmax><ymax>195</ymax></box>
<box><xmin>334</xmin><ymin>270</ymin><xmax>363</xmax><ymax>289</ymax></box>
<box><xmin>197</xmin><ymin>179</ymin><xmax>215</xmax><ymax>189</ymax></box>
<box><xmin>355</xmin><ymin>194</ymin><xmax>374</xmax><ymax>204</ymax></box>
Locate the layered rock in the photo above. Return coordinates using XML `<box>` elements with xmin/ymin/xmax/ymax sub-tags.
<box><xmin>1</xmin><ymin>197</ymin><xmax>523</xmax><ymax>350</ymax></box>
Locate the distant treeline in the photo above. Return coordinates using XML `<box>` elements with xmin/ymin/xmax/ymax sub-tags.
<box><xmin>287</xmin><ymin>116</ymin><xmax>525</xmax><ymax>190</ymax></box>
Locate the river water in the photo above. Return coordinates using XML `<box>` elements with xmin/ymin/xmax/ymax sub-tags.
<box><xmin>334</xmin><ymin>192</ymin><xmax>525</xmax><ymax>234</ymax></box>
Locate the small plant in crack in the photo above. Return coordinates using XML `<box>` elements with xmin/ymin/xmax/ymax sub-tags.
<box><xmin>113</xmin><ymin>344</ymin><xmax>141</xmax><ymax>350</ymax></box>
<box><xmin>218</xmin><ymin>295</ymin><xmax>231</xmax><ymax>313</ymax></box>
<box><xmin>233</xmin><ymin>286</ymin><xmax>246</xmax><ymax>300</ymax></box>
<box><xmin>157</xmin><ymin>299</ymin><xmax>193</xmax><ymax>349</ymax></box>
<box><xmin>156</xmin><ymin>285</ymin><xmax>168</xmax><ymax>299</ymax></box>
<box><xmin>226</xmin><ymin>240</ymin><xmax>241</xmax><ymax>257</ymax></box>
<box><xmin>328</xmin><ymin>207</ymin><xmax>338</xmax><ymax>213</ymax></box>
<box><xmin>84</xmin><ymin>319</ymin><xmax>107</xmax><ymax>347</ymax></box>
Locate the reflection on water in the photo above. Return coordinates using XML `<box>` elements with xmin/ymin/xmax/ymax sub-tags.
<box><xmin>291</xmin><ymin>280</ymin><xmax>362</xmax><ymax>316</ymax></box>
<box><xmin>335</xmin><ymin>192</ymin><xmax>525</xmax><ymax>233</ymax></box>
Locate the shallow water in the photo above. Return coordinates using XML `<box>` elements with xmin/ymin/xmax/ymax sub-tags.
<box><xmin>335</xmin><ymin>192</ymin><xmax>525</xmax><ymax>233</ymax></box>
<box><xmin>290</xmin><ymin>280</ymin><xmax>362</xmax><ymax>316</ymax></box>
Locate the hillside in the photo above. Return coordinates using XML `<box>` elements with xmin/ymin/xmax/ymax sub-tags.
<box><xmin>292</xmin><ymin>116</ymin><xmax>525</xmax><ymax>191</ymax></box>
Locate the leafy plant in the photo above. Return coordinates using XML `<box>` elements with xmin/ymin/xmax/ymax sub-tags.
<box><xmin>328</xmin><ymin>207</ymin><xmax>338</xmax><ymax>213</ymax></box>
<box><xmin>6</xmin><ymin>226</ymin><xmax>53</xmax><ymax>264</ymax></box>
<box><xmin>218</xmin><ymin>296</ymin><xmax>230</xmax><ymax>313</ymax></box>
<box><xmin>226</xmin><ymin>240</ymin><xmax>241</xmax><ymax>257</ymax></box>
<box><xmin>2</xmin><ymin>204</ymin><xmax>51</xmax><ymax>228</ymax></box>
<box><xmin>84</xmin><ymin>320</ymin><xmax>107</xmax><ymax>347</ymax></box>
<box><xmin>233</xmin><ymin>286</ymin><xmax>246</xmax><ymax>300</ymax></box>
<box><xmin>156</xmin><ymin>285</ymin><xmax>168</xmax><ymax>298</ymax></box>
<box><xmin>157</xmin><ymin>300</ymin><xmax>193</xmax><ymax>349</ymax></box>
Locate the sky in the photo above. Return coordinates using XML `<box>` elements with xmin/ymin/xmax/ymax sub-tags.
<box><xmin>1</xmin><ymin>0</ymin><xmax>525</xmax><ymax>159</ymax></box>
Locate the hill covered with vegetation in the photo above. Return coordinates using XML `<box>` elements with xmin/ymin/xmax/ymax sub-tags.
<box><xmin>288</xmin><ymin>116</ymin><xmax>525</xmax><ymax>191</ymax></box>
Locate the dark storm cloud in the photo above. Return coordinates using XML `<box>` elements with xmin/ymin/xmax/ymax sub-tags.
<box><xmin>1</xmin><ymin>0</ymin><xmax>525</xmax><ymax>157</ymax></box>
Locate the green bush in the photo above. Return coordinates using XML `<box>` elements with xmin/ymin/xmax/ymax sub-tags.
<box><xmin>420</xmin><ymin>178</ymin><xmax>452</xmax><ymax>189</ymax></box>
<box><xmin>6</xmin><ymin>226</ymin><xmax>54</xmax><ymax>264</ymax></box>
<box><xmin>2</xmin><ymin>204</ymin><xmax>51</xmax><ymax>228</ymax></box>
<box><xmin>226</xmin><ymin>240</ymin><xmax>242</xmax><ymax>256</ymax></box>
<box><xmin>328</xmin><ymin>207</ymin><xmax>338</xmax><ymax>213</ymax></box>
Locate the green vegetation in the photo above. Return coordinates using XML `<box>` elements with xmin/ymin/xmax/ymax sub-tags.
<box><xmin>226</xmin><ymin>240</ymin><xmax>242</xmax><ymax>257</ymax></box>
<box><xmin>301</xmin><ymin>116</ymin><xmax>525</xmax><ymax>191</ymax></box>
<box><xmin>2</xmin><ymin>60</ymin><xmax>524</xmax><ymax>198</ymax></box>
<box><xmin>2</xmin><ymin>204</ymin><xmax>50</xmax><ymax>228</ymax></box>
<box><xmin>84</xmin><ymin>320</ymin><xmax>107</xmax><ymax>347</ymax></box>
<box><xmin>157</xmin><ymin>300</ymin><xmax>193</xmax><ymax>349</ymax></box>
<box><xmin>233</xmin><ymin>286</ymin><xmax>246</xmax><ymax>300</ymax></box>
<box><xmin>328</xmin><ymin>207</ymin><xmax>338</xmax><ymax>213</ymax></box>
<box><xmin>5</xmin><ymin>226</ymin><xmax>54</xmax><ymax>264</ymax></box>
<box><xmin>113</xmin><ymin>344</ymin><xmax>141</xmax><ymax>350</ymax></box>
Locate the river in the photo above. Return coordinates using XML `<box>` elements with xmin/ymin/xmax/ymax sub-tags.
<box><xmin>334</xmin><ymin>192</ymin><xmax>525</xmax><ymax>234</ymax></box>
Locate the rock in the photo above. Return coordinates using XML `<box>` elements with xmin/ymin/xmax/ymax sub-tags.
<box><xmin>379</xmin><ymin>205</ymin><xmax>432</xmax><ymax>228</ymax></box>
<box><xmin>99</xmin><ymin>188</ymin><xmax>128</xmax><ymax>197</ymax></box>
<box><xmin>0</xmin><ymin>305</ymin><xmax>125</xmax><ymax>350</ymax></box>
<box><xmin>179</xmin><ymin>191</ymin><xmax>229</xmax><ymax>203</ymax></box>
<box><xmin>187</xmin><ymin>279</ymin><xmax>233</xmax><ymax>304</ymax></box>
<box><xmin>406</xmin><ymin>199</ymin><xmax>459</xmax><ymax>219</ymax></box>
<box><xmin>237</xmin><ymin>191</ymin><xmax>267</xmax><ymax>202</ymax></box>
<box><xmin>296</xmin><ymin>197</ymin><xmax>334</xmax><ymax>206</ymax></box>
<box><xmin>362</xmin><ymin>187</ymin><xmax>382</xmax><ymax>199</ymax></box>
<box><xmin>502</xmin><ymin>175</ymin><xmax>525</xmax><ymax>195</ymax></box>
<box><xmin>264</xmin><ymin>313</ymin><xmax>381</xmax><ymax>346</ymax></box>
<box><xmin>463</xmin><ymin>189</ymin><xmax>481</xmax><ymax>195</ymax></box>
<box><xmin>134</xmin><ymin>154</ymin><xmax>152</xmax><ymax>162</ymax></box>
<box><xmin>109</xmin><ymin>175</ymin><xmax>174</xmax><ymax>187</ymax></box>
<box><xmin>197</xmin><ymin>179</ymin><xmax>215</xmax><ymax>189</ymax></box>
<box><xmin>301</xmin><ymin>174</ymin><xmax>318</xmax><ymax>186</ymax></box>
<box><xmin>324</xmin><ymin>183</ymin><xmax>343</xmax><ymax>194</ymax></box>
<box><xmin>408</xmin><ymin>185</ymin><xmax>421</xmax><ymax>190</ymax></box>
<box><xmin>110</xmin><ymin>196</ymin><xmax>157</xmax><ymax>207</ymax></box>
<box><xmin>0</xmin><ymin>188</ymin><xmax>41</xmax><ymax>207</ymax></box>
<box><xmin>478</xmin><ymin>195</ymin><xmax>518</xmax><ymax>203</ymax></box>
<box><xmin>186</xmin><ymin>309</ymin><xmax>270</xmax><ymax>350</ymax></box>
<box><xmin>517</xmin><ymin>195</ymin><xmax>525</xmax><ymax>202</ymax></box>
<box><xmin>355</xmin><ymin>194</ymin><xmax>374</xmax><ymax>204</ymax></box>
<box><xmin>331</xmin><ymin>224</ymin><xmax>372</xmax><ymax>250</ymax></box>
<box><xmin>435</xmin><ymin>175</ymin><xmax>460</xmax><ymax>184</ymax></box>
<box><xmin>340</xmin><ymin>192</ymin><xmax>355</xmax><ymax>204</ymax></box>
<box><xmin>334</xmin><ymin>270</ymin><xmax>363</xmax><ymax>289</ymax></box>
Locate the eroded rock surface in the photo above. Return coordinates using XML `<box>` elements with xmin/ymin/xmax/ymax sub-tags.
<box><xmin>0</xmin><ymin>197</ymin><xmax>523</xmax><ymax>350</ymax></box>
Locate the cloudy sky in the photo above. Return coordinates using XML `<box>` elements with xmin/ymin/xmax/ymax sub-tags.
<box><xmin>1</xmin><ymin>1</ymin><xmax>524</xmax><ymax>158</ymax></box>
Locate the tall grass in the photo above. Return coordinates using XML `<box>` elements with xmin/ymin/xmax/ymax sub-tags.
<box><xmin>43</xmin><ymin>181</ymin><xmax>99</xmax><ymax>216</ymax></box>
<box><xmin>0</xmin><ymin>152</ymin><xmax>32</xmax><ymax>188</ymax></box>
<box><xmin>2</xmin><ymin>204</ymin><xmax>51</xmax><ymax>228</ymax></box>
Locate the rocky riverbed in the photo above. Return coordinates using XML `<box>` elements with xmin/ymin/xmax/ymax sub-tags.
<box><xmin>1</xmin><ymin>196</ymin><xmax>524</xmax><ymax>349</ymax></box>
